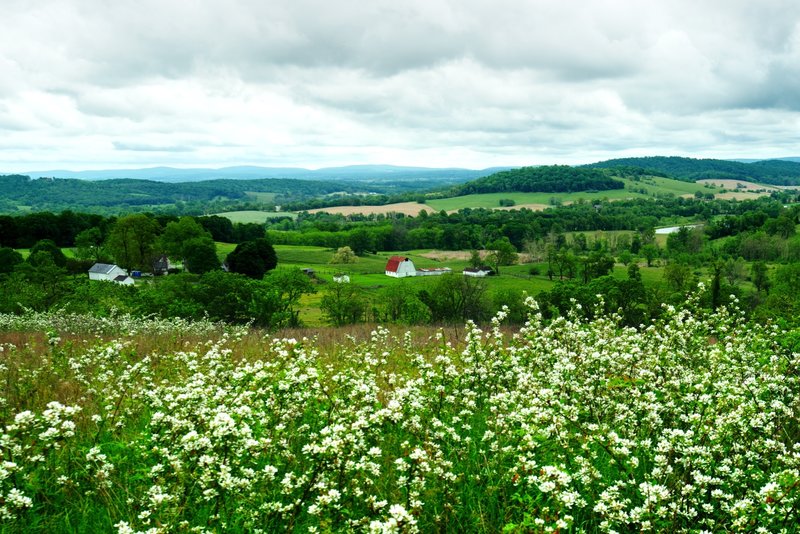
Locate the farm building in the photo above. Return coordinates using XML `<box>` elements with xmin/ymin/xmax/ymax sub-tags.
<box><xmin>88</xmin><ymin>263</ymin><xmax>135</xmax><ymax>285</ymax></box>
<box><xmin>463</xmin><ymin>267</ymin><xmax>494</xmax><ymax>277</ymax></box>
<box><xmin>416</xmin><ymin>267</ymin><xmax>452</xmax><ymax>276</ymax></box>
<box><xmin>152</xmin><ymin>255</ymin><xmax>172</xmax><ymax>275</ymax></box>
<box><xmin>88</xmin><ymin>263</ymin><xmax>127</xmax><ymax>281</ymax></box>
<box><xmin>385</xmin><ymin>256</ymin><xmax>417</xmax><ymax>277</ymax></box>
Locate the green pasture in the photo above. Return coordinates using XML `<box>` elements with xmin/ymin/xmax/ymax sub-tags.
<box><xmin>243</xmin><ymin>191</ymin><xmax>277</xmax><ymax>203</ymax></box>
<box><xmin>425</xmin><ymin>190</ymin><xmax>642</xmax><ymax>212</ymax></box>
<box><xmin>266</xmin><ymin>245</ymin><xmax>675</xmax><ymax>326</ymax></box>
<box><xmin>213</xmin><ymin>210</ymin><xmax>297</xmax><ymax>224</ymax></box>
<box><xmin>635</xmin><ymin>176</ymin><xmax>720</xmax><ymax>196</ymax></box>
<box><xmin>422</xmin><ymin>176</ymin><xmax>725</xmax><ymax>213</ymax></box>
<box><xmin>14</xmin><ymin>248</ymin><xmax>78</xmax><ymax>260</ymax></box>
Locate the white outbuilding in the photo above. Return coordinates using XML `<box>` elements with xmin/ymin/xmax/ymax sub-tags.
<box><xmin>88</xmin><ymin>263</ymin><xmax>135</xmax><ymax>285</ymax></box>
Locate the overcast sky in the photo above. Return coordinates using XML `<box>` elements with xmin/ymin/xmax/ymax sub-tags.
<box><xmin>2</xmin><ymin>0</ymin><xmax>799</xmax><ymax>172</ymax></box>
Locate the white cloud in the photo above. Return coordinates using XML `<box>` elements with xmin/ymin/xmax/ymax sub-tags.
<box><xmin>1</xmin><ymin>0</ymin><xmax>799</xmax><ymax>171</ymax></box>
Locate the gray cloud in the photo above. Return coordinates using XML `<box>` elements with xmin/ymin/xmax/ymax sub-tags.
<box><xmin>1</xmin><ymin>0</ymin><xmax>799</xmax><ymax>171</ymax></box>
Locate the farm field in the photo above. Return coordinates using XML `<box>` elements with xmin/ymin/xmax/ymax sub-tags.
<box><xmin>306</xmin><ymin>202</ymin><xmax>434</xmax><ymax>216</ymax></box>
<box><xmin>424</xmin><ymin>190</ymin><xmax>638</xmax><ymax>212</ymax></box>
<box><xmin>631</xmin><ymin>176</ymin><xmax>722</xmax><ymax>196</ymax></box>
<box><xmin>696</xmin><ymin>178</ymin><xmax>778</xmax><ymax>191</ymax></box>
<box><xmin>243</xmin><ymin>191</ymin><xmax>278</xmax><ymax>203</ymax></box>
<box><xmin>714</xmin><ymin>191</ymin><xmax>770</xmax><ymax>200</ymax></box>
<box><xmin>213</xmin><ymin>210</ymin><xmax>297</xmax><ymax>224</ymax></box>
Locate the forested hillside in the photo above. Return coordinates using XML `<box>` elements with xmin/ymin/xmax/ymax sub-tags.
<box><xmin>586</xmin><ymin>156</ymin><xmax>800</xmax><ymax>185</ymax></box>
<box><xmin>0</xmin><ymin>175</ymin><xmax>374</xmax><ymax>214</ymax></box>
<box><xmin>452</xmin><ymin>165</ymin><xmax>624</xmax><ymax>195</ymax></box>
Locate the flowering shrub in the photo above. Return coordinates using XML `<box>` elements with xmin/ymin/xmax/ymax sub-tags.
<box><xmin>0</xmin><ymin>297</ymin><xmax>797</xmax><ymax>532</ymax></box>
<box><xmin>0</xmin><ymin>309</ymin><xmax>244</xmax><ymax>338</ymax></box>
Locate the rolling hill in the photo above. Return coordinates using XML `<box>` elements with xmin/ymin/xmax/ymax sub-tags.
<box><xmin>585</xmin><ymin>156</ymin><xmax>800</xmax><ymax>186</ymax></box>
<box><xmin>451</xmin><ymin>165</ymin><xmax>625</xmax><ymax>195</ymax></box>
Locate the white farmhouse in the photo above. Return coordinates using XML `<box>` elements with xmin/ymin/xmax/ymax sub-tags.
<box><xmin>88</xmin><ymin>263</ymin><xmax>135</xmax><ymax>285</ymax></box>
<box><xmin>385</xmin><ymin>256</ymin><xmax>416</xmax><ymax>278</ymax></box>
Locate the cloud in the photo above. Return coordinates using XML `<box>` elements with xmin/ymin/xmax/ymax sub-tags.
<box><xmin>1</xmin><ymin>0</ymin><xmax>799</xmax><ymax>171</ymax></box>
<box><xmin>112</xmin><ymin>142</ymin><xmax>194</xmax><ymax>152</ymax></box>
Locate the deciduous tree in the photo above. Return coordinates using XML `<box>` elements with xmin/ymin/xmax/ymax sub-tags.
<box><xmin>106</xmin><ymin>214</ymin><xmax>162</xmax><ymax>273</ymax></box>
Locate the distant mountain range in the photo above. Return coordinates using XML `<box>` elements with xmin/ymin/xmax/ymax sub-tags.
<box><xmin>18</xmin><ymin>158</ymin><xmax>800</xmax><ymax>184</ymax></box>
<box><xmin>22</xmin><ymin>165</ymin><xmax>514</xmax><ymax>183</ymax></box>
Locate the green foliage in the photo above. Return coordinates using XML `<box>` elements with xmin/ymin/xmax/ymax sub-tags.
<box><xmin>0</xmin><ymin>174</ymin><xmax>382</xmax><ymax>214</ymax></box>
<box><xmin>329</xmin><ymin>246</ymin><xmax>357</xmax><ymax>264</ymax></box>
<box><xmin>320</xmin><ymin>282</ymin><xmax>367</xmax><ymax>326</ymax></box>
<box><xmin>664</xmin><ymin>260</ymin><xmax>694</xmax><ymax>293</ymax></box>
<box><xmin>28</xmin><ymin>240</ymin><xmax>67</xmax><ymax>268</ymax></box>
<box><xmin>225</xmin><ymin>238</ymin><xmax>277</xmax><ymax>279</ymax></box>
<box><xmin>723</xmin><ymin>256</ymin><xmax>747</xmax><ymax>286</ymax></box>
<box><xmin>752</xmin><ymin>261</ymin><xmax>770</xmax><ymax>293</ymax></box>
<box><xmin>264</xmin><ymin>269</ymin><xmax>317</xmax><ymax>327</ymax></box>
<box><xmin>617</xmin><ymin>249</ymin><xmax>634</xmax><ymax>266</ymax></box>
<box><xmin>73</xmin><ymin>227</ymin><xmax>107</xmax><ymax>262</ymax></box>
<box><xmin>640</xmin><ymin>244</ymin><xmax>660</xmax><ymax>267</ymax></box>
<box><xmin>105</xmin><ymin>214</ymin><xmax>161</xmax><ymax>273</ymax></box>
<box><xmin>454</xmin><ymin>165</ymin><xmax>625</xmax><ymax>195</ymax></box>
<box><xmin>136</xmin><ymin>271</ymin><xmax>283</xmax><ymax>326</ymax></box>
<box><xmin>182</xmin><ymin>237</ymin><xmax>220</xmax><ymax>274</ymax></box>
<box><xmin>587</xmin><ymin>155</ymin><xmax>800</xmax><ymax>185</ymax></box>
<box><xmin>763</xmin><ymin>263</ymin><xmax>800</xmax><ymax>322</ymax></box>
<box><xmin>158</xmin><ymin>216</ymin><xmax>212</xmax><ymax>263</ymax></box>
<box><xmin>580</xmin><ymin>250</ymin><xmax>615</xmax><ymax>283</ymax></box>
<box><xmin>377</xmin><ymin>283</ymin><xmax>432</xmax><ymax>325</ymax></box>
<box><xmin>197</xmin><ymin>214</ymin><xmax>235</xmax><ymax>242</ymax></box>
<box><xmin>485</xmin><ymin>238</ymin><xmax>518</xmax><ymax>274</ymax></box>
<box><xmin>419</xmin><ymin>274</ymin><xmax>489</xmax><ymax>323</ymax></box>
<box><xmin>0</xmin><ymin>247</ymin><xmax>24</xmax><ymax>274</ymax></box>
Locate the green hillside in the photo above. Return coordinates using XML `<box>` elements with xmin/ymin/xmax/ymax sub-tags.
<box><xmin>425</xmin><ymin>174</ymin><xmax>724</xmax><ymax>212</ymax></box>
<box><xmin>452</xmin><ymin>165</ymin><xmax>624</xmax><ymax>195</ymax></box>
<box><xmin>585</xmin><ymin>156</ymin><xmax>800</xmax><ymax>185</ymax></box>
<box><xmin>0</xmin><ymin>175</ymin><xmax>387</xmax><ymax>214</ymax></box>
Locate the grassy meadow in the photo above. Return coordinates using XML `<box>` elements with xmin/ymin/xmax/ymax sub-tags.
<box><xmin>214</xmin><ymin>210</ymin><xmax>297</xmax><ymax>224</ymax></box>
<box><xmin>0</xmin><ymin>301</ymin><xmax>797</xmax><ymax>532</ymax></box>
<box><xmin>410</xmin><ymin>176</ymin><xmax>726</xmax><ymax>214</ymax></box>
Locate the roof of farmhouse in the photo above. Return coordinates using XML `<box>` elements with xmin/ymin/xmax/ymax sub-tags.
<box><xmin>88</xmin><ymin>263</ymin><xmax>118</xmax><ymax>274</ymax></box>
<box><xmin>385</xmin><ymin>256</ymin><xmax>412</xmax><ymax>272</ymax></box>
